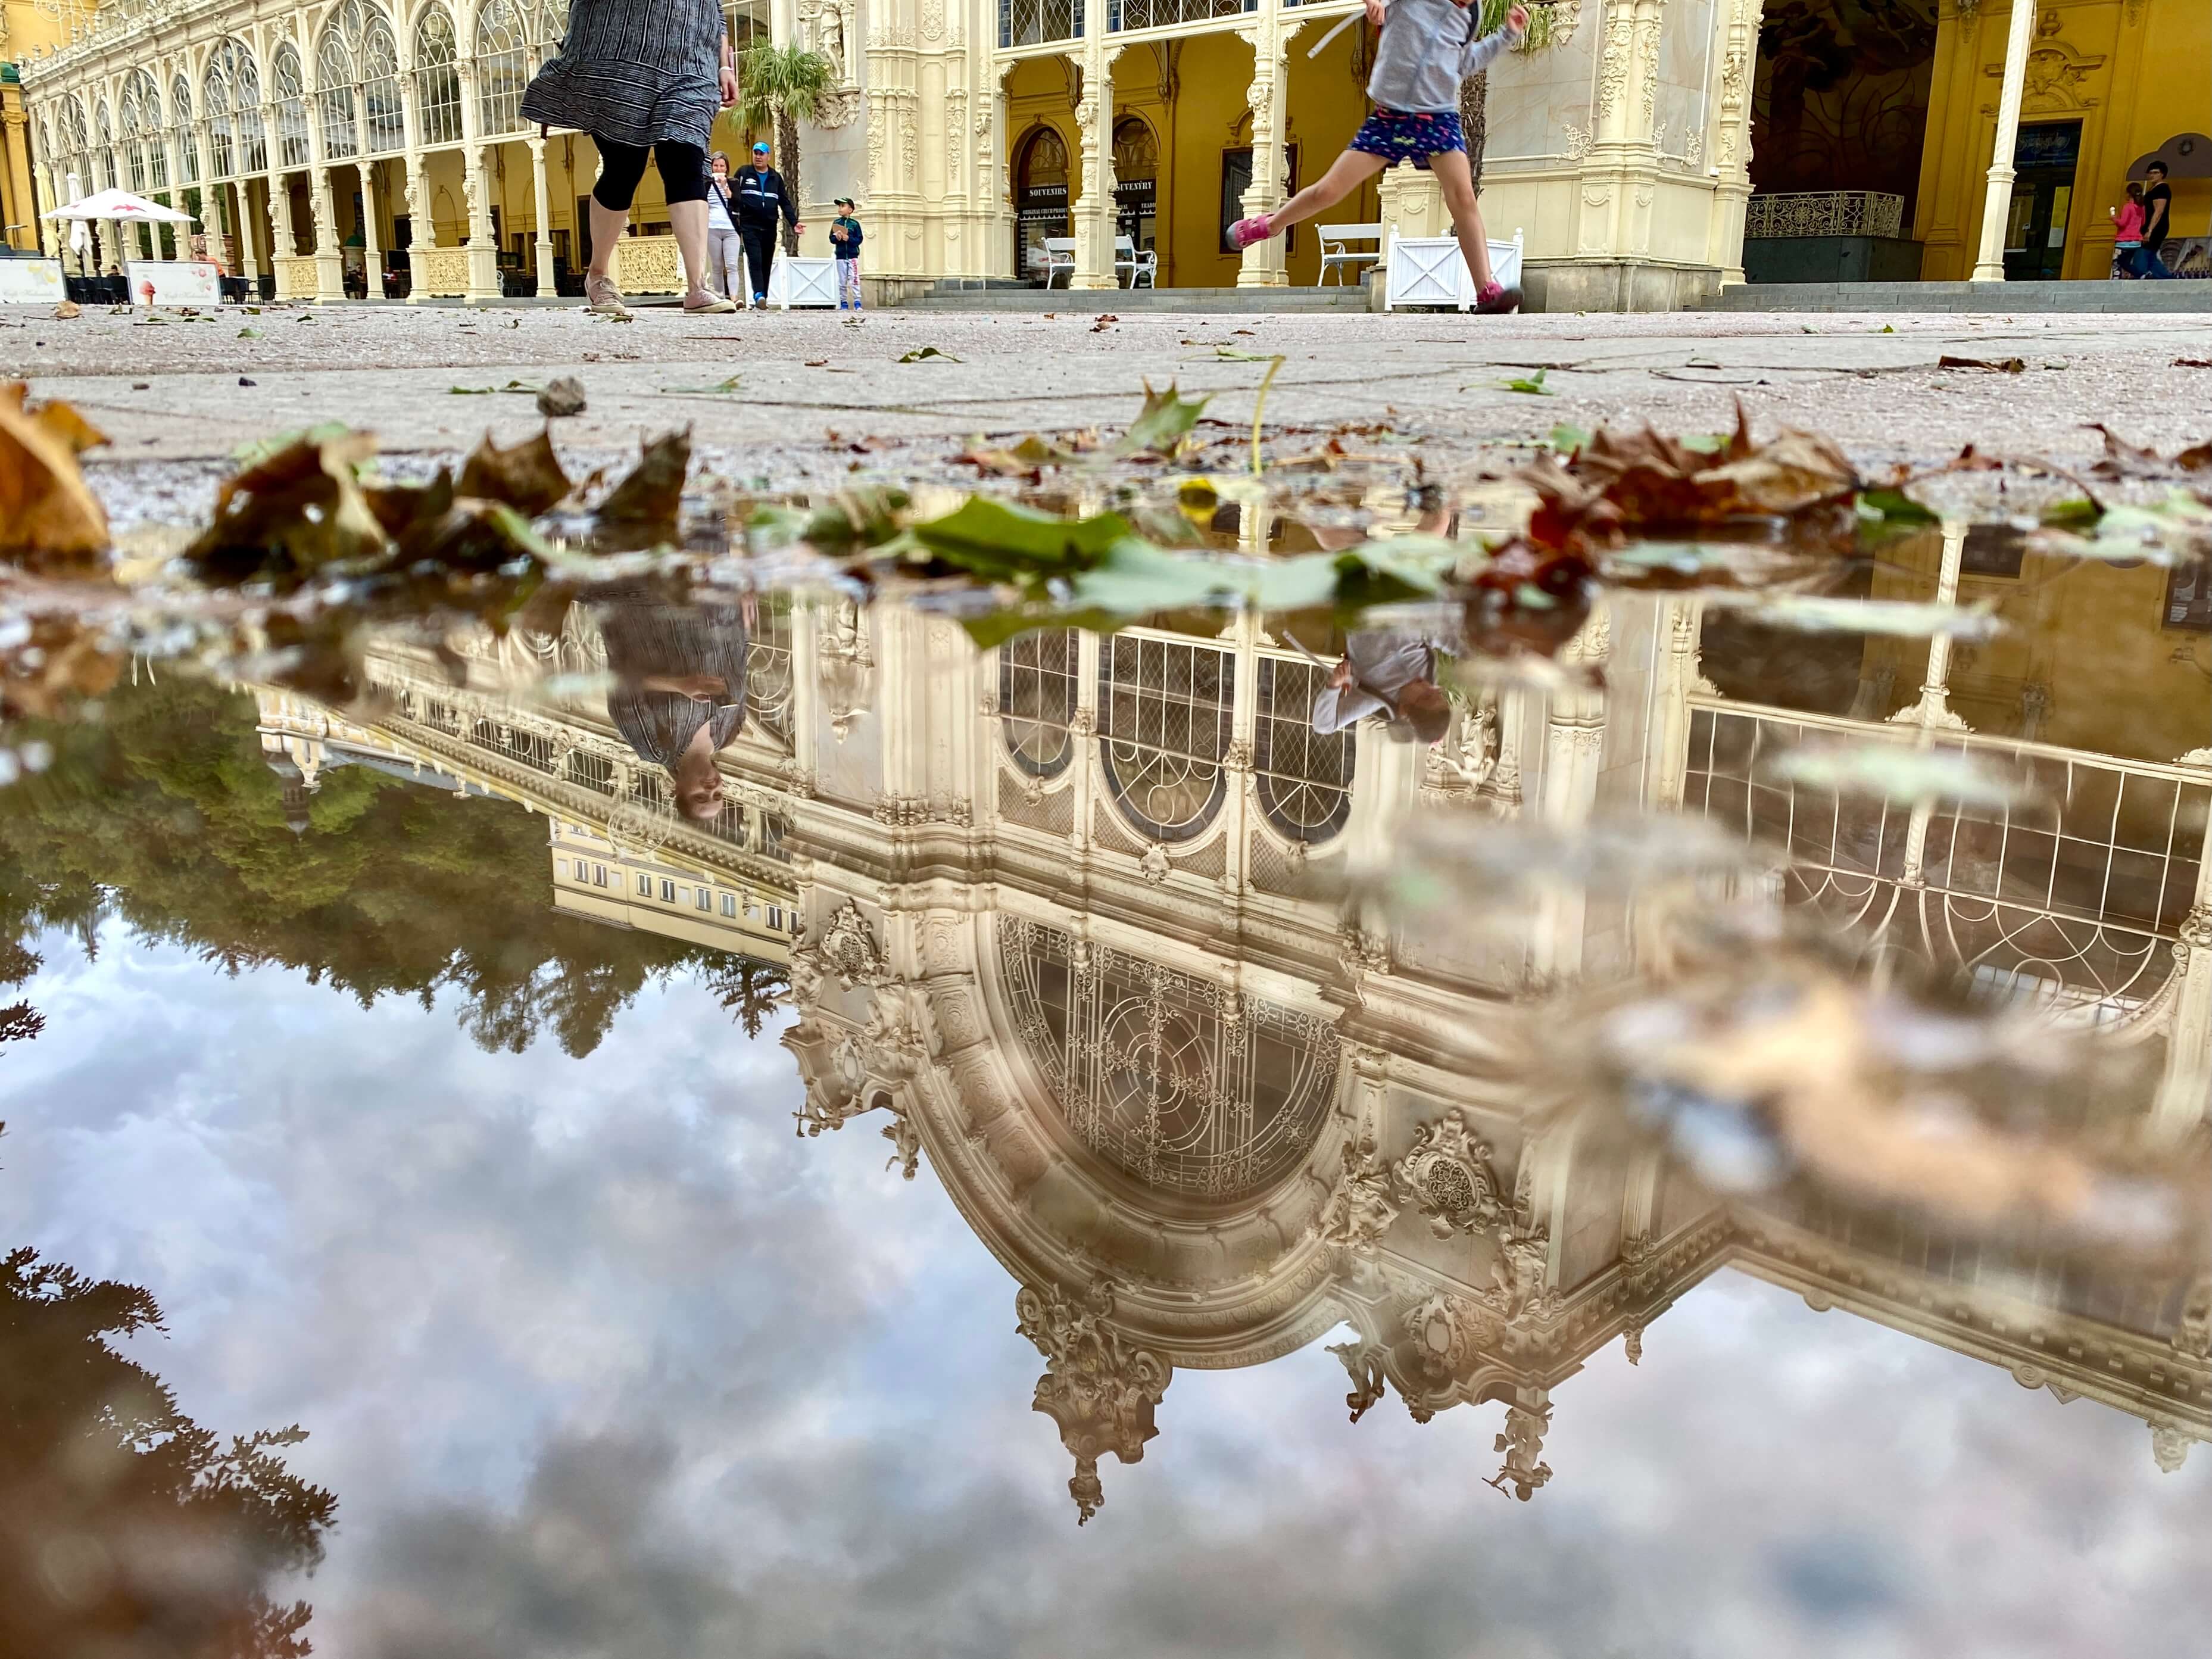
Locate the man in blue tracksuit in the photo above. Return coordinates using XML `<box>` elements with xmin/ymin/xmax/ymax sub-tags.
<box><xmin>732</xmin><ymin>139</ymin><xmax>800</xmax><ymax>308</ymax></box>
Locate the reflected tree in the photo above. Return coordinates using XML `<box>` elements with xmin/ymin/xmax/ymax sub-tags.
<box><xmin>0</xmin><ymin>1165</ymin><xmax>338</xmax><ymax>1658</ymax></box>
<box><xmin>0</xmin><ymin>678</ymin><xmax>781</xmax><ymax>1057</ymax></box>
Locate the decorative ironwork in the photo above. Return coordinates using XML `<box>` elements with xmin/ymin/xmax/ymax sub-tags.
<box><xmin>1115</xmin><ymin>0</ymin><xmax>1250</xmax><ymax>30</ymax></box>
<box><xmin>1254</xmin><ymin>656</ymin><xmax>1355</xmax><ymax>843</ymax></box>
<box><xmin>1743</xmin><ymin>191</ymin><xmax>1906</xmax><ymax>240</ymax></box>
<box><xmin>413</xmin><ymin>6</ymin><xmax>464</xmax><ymax>148</ymax></box>
<box><xmin>1003</xmin><ymin>0</ymin><xmax>1081</xmax><ymax>46</ymax></box>
<box><xmin>1682</xmin><ymin>703</ymin><xmax>2208</xmax><ymax>1024</ymax></box>
<box><xmin>1000</xmin><ymin>916</ymin><xmax>1339</xmax><ymax>1200</ymax></box>
<box><xmin>1000</xmin><ymin>629</ymin><xmax>1079</xmax><ymax>778</ymax></box>
<box><xmin>1097</xmin><ymin>635</ymin><xmax>1233</xmax><ymax>842</ymax></box>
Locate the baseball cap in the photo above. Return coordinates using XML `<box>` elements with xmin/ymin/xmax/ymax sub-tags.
<box><xmin>834</xmin><ymin>196</ymin><xmax>854</xmax><ymax>207</ymax></box>
<box><xmin>752</xmin><ymin>141</ymin><xmax>769</xmax><ymax>153</ymax></box>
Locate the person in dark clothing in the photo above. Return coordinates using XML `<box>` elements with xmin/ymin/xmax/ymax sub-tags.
<box><xmin>2139</xmin><ymin>160</ymin><xmax>2177</xmax><ymax>280</ymax></box>
<box><xmin>595</xmin><ymin>593</ymin><xmax>752</xmax><ymax>821</ymax></box>
<box><xmin>732</xmin><ymin>139</ymin><xmax>801</xmax><ymax>307</ymax></box>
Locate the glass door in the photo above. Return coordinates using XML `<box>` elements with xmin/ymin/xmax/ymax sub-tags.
<box><xmin>2002</xmin><ymin>121</ymin><xmax>2080</xmax><ymax>281</ymax></box>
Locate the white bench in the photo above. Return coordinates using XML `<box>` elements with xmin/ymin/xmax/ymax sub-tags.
<box><xmin>1317</xmin><ymin>222</ymin><xmax>1384</xmax><ymax>286</ymax></box>
<box><xmin>1035</xmin><ymin>236</ymin><xmax>1076</xmax><ymax>287</ymax></box>
<box><xmin>1116</xmin><ymin>235</ymin><xmax>1158</xmax><ymax>288</ymax></box>
<box><xmin>1033</xmin><ymin>235</ymin><xmax>1157</xmax><ymax>288</ymax></box>
<box><xmin>1381</xmin><ymin>226</ymin><xmax>1525</xmax><ymax>310</ymax></box>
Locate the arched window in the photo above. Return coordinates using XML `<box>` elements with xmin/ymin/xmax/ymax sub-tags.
<box><xmin>96</xmin><ymin>103</ymin><xmax>118</xmax><ymax>191</ymax></box>
<box><xmin>1097</xmin><ymin>634</ymin><xmax>1233</xmax><ymax>842</ymax></box>
<box><xmin>537</xmin><ymin>0</ymin><xmax>572</xmax><ymax>66</ymax></box>
<box><xmin>1000</xmin><ymin>631</ymin><xmax>1078</xmax><ymax>779</ymax></box>
<box><xmin>170</xmin><ymin>77</ymin><xmax>199</xmax><ymax>184</ymax></box>
<box><xmin>58</xmin><ymin>96</ymin><xmax>91</xmax><ymax>197</ymax></box>
<box><xmin>317</xmin><ymin>1</ymin><xmax>404</xmax><ymax>159</ymax></box>
<box><xmin>1252</xmin><ymin>658</ymin><xmax>1355</xmax><ymax>843</ymax></box>
<box><xmin>205</xmin><ymin>40</ymin><xmax>265</xmax><ymax>177</ymax></box>
<box><xmin>272</xmin><ymin>43</ymin><xmax>311</xmax><ymax>169</ymax></box>
<box><xmin>317</xmin><ymin>19</ymin><xmax>359</xmax><ymax>158</ymax></box>
<box><xmin>999</xmin><ymin>916</ymin><xmax>1340</xmax><ymax>1201</ymax></box>
<box><xmin>413</xmin><ymin>6</ymin><xmax>463</xmax><ymax>147</ymax></box>
<box><xmin>119</xmin><ymin>74</ymin><xmax>164</xmax><ymax>192</ymax></box>
<box><xmin>474</xmin><ymin>0</ymin><xmax>529</xmax><ymax>136</ymax></box>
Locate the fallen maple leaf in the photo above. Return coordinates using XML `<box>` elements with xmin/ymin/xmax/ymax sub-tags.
<box><xmin>0</xmin><ymin>382</ymin><xmax>111</xmax><ymax>568</ymax></box>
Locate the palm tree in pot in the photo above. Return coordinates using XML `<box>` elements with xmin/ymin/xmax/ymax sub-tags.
<box><xmin>736</xmin><ymin>42</ymin><xmax>840</xmax><ymax>255</ymax></box>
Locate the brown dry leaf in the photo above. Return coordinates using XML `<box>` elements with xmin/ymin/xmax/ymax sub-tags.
<box><xmin>52</xmin><ymin>301</ymin><xmax>80</xmax><ymax>320</ymax></box>
<box><xmin>2086</xmin><ymin>423</ymin><xmax>2208</xmax><ymax>479</ymax></box>
<box><xmin>0</xmin><ymin>382</ymin><xmax>111</xmax><ymax>567</ymax></box>
<box><xmin>1936</xmin><ymin>354</ymin><xmax>2024</xmax><ymax>373</ymax></box>
<box><xmin>1520</xmin><ymin>403</ymin><xmax>1858</xmax><ymax>549</ymax></box>
<box><xmin>184</xmin><ymin>425</ymin><xmax>388</xmax><ymax>583</ymax></box>
<box><xmin>597</xmin><ymin>428</ymin><xmax>692</xmax><ymax>525</ymax></box>
<box><xmin>457</xmin><ymin>425</ymin><xmax>573</xmax><ymax>516</ymax></box>
<box><xmin>0</xmin><ymin>615</ymin><xmax>124</xmax><ymax>719</ymax></box>
<box><xmin>2173</xmin><ymin>358</ymin><xmax>2212</xmax><ymax>369</ymax></box>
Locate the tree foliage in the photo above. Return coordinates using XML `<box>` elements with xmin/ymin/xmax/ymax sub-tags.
<box><xmin>0</xmin><ymin>1217</ymin><xmax>337</xmax><ymax>1659</ymax></box>
<box><xmin>0</xmin><ymin>678</ymin><xmax>784</xmax><ymax>1058</ymax></box>
<box><xmin>735</xmin><ymin>43</ymin><xmax>838</xmax><ymax>253</ymax></box>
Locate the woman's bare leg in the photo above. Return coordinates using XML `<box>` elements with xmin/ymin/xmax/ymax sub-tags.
<box><xmin>1264</xmin><ymin>149</ymin><xmax>1389</xmax><ymax>235</ymax></box>
<box><xmin>669</xmin><ymin>199</ymin><xmax>712</xmax><ymax>297</ymax></box>
<box><xmin>587</xmin><ymin>197</ymin><xmax>628</xmax><ymax>279</ymax></box>
<box><xmin>1424</xmin><ymin>149</ymin><xmax>1496</xmax><ymax>289</ymax></box>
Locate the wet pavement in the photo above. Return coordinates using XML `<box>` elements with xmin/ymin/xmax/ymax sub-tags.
<box><xmin>2</xmin><ymin>312</ymin><xmax>2210</xmax><ymax>1658</ymax></box>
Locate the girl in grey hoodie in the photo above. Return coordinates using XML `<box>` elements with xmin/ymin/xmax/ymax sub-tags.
<box><xmin>1230</xmin><ymin>0</ymin><xmax>1526</xmax><ymax>313</ymax></box>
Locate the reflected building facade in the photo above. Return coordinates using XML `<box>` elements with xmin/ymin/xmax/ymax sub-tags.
<box><xmin>255</xmin><ymin>550</ymin><xmax>2211</xmax><ymax>1519</ymax></box>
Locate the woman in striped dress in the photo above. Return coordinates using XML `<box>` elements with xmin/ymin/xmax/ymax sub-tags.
<box><xmin>520</xmin><ymin>0</ymin><xmax>738</xmax><ymax>316</ymax></box>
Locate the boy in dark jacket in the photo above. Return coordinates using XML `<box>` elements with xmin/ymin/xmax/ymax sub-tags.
<box><xmin>732</xmin><ymin>139</ymin><xmax>800</xmax><ymax>308</ymax></box>
<box><xmin>830</xmin><ymin>197</ymin><xmax>865</xmax><ymax>312</ymax></box>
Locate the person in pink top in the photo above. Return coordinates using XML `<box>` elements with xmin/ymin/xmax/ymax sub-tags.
<box><xmin>2110</xmin><ymin>183</ymin><xmax>2147</xmax><ymax>278</ymax></box>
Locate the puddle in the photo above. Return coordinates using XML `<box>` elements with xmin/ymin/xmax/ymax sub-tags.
<box><xmin>4</xmin><ymin>387</ymin><xmax>2210</xmax><ymax>1651</ymax></box>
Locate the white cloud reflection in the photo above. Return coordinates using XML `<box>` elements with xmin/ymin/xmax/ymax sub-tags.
<box><xmin>5</xmin><ymin>925</ymin><xmax>2206</xmax><ymax>1659</ymax></box>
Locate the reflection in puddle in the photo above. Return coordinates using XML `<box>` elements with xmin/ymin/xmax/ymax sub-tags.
<box><xmin>3</xmin><ymin>408</ymin><xmax>2209</xmax><ymax>1644</ymax></box>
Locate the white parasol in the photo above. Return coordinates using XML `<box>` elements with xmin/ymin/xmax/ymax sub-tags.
<box><xmin>44</xmin><ymin>186</ymin><xmax>199</xmax><ymax>225</ymax></box>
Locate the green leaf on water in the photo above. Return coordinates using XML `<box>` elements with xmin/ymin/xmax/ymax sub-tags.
<box><xmin>1712</xmin><ymin>593</ymin><xmax>2005</xmax><ymax>639</ymax></box>
<box><xmin>229</xmin><ymin>422</ymin><xmax>358</xmax><ymax>469</ymax></box>
<box><xmin>898</xmin><ymin>345</ymin><xmax>962</xmax><ymax>363</ymax></box>
<box><xmin>2040</xmin><ymin>497</ymin><xmax>2102</xmax><ymax>530</ymax></box>
<box><xmin>2036</xmin><ymin>491</ymin><xmax>2211</xmax><ymax>565</ymax></box>
<box><xmin>237</xmin><ymin>326</ymin><xmax>262</xmax><ymax>338</ymax></box>
<box><xmin>1679</xmin><ymin>431</ymin><xmax>1730</xmax><ymax>454</ymax></box>
<box><xmin>657</xmin><ymin>376</ymin><xmax>742</xmax><ymax>394</ymax></box>
<box><xmin>909</xmin><ymin>496</ymin><xmax>1132</xmax><ymax>582</ymax></box>
<box><xmin>1547</xmin><ymin>423</ymin><xmax>1592</xmax><ymax>456</ymax></box>
<box><xmin>1499</xmin><ymin>369</ymin><xmax>1550</xmax><ymax>395</ymax></box>
<box><xmin>1114</xmin><ymin>381</ymin><xmax>1211</xmax><ymax>459</ymax></box>
<box><xmin>1858</xmin><ymin>486</ymin><xmax>1940</xmax><ymax>527</ymax></box>
<box><xmin>449</xmin><ymin>385</ymin><xmax>497</xmax><ymax>395</ymax></box>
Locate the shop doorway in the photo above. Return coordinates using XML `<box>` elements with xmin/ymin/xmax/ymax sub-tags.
<box><xmin>1014</xmin><ymin>125</ymin><xmax>1071</xmax><ymax>280</ymax></box>
<box><xmin>1113</xmin><ymin>116</ymin><xmax>1158</xmax><ymax>267</ymax></box>
<box><xmin>2003</xmin><ymin>120</ymin><xmax>2080</xmax><ymax>281</ymax></box>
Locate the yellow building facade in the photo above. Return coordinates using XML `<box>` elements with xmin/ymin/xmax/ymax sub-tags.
<box><xmin>9</xmin><ymin>1</ymin><xmax>2205</xmax><ymax>302</ymax></box>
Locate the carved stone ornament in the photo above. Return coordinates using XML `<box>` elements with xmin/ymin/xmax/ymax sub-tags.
<box><xmin>1138</xmin><ymin>843</ymin><xmax>1171</xmax><ymax>884</ymax></box>
<box><xmin>1479</xmin><ymin>1226</ymin><xmax>1556</xmax><ymax>1320</ymax></box>
<box><xmin>2149</xmin><ymin>1419</ymin><xmax>2193</xmax><ymax>1474</ymax></box>
<box><xmin>1319</xmin><ymin>1130</ymin><xmax>1400</xmax><ymax>1255</ymax></box>
<box><xmin>1327</xmin><ymin>1337</ymin><xmax>1390</xmax><ymax>1423</ymax></box>
<box><xmin>1389</xmin><ymin>1109</ymin><xmax>1507</xmax><ymax>1239</ymax></box>
<box><xmin>1489</xmin><ymin>1402</ymin><xmax>1555</xmax><ymax>1500</ymax></box>
<box><xmin>1403</xmin><ymin>1292</ymin><xmax>1502</xmax><ymax>1388</ymax></box>
<box><xmin>1015</xmin><ymin>1281</ymin><xmax>1171</xmax><ymax>1524</ymax></box>
<box><xmin>809</xmin><ymin>899</ymin><xmax>890</xmax><ymax>990</ymax></box>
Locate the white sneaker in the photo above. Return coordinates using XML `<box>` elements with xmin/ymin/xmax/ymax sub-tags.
<box><xmin>585</xmin><ymin>273</ymin><xmax>629</xmax><ymax>317</ymax></box>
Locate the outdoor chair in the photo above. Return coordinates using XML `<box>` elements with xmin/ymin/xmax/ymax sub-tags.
<box><xmin>1317</xmin><ymin>222</ymin><xmax>1384</xmax><ymax>286</ymax></box>
<box><xmin>1115</xmin><ymin>236</ymin><xmax>1158</xmax><ymax>288</ymax></box>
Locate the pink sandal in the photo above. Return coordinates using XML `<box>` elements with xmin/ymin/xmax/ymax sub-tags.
<box><xmin>1228</xmin><ymin>214</ymin><xmax>1276</xmax><ymax>251</ymax></box>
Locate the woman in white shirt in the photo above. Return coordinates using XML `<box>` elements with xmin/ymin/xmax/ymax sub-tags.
<box><xmin>704</xmin><ymin>152</ymin><xmax>744</xmax><ymax>301</ymax></box>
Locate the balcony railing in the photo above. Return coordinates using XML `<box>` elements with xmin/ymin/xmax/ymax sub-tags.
<box><xmin>1744</xmin><ymin>191</ymin><xmax>1905</xmax><ymax>241</ymax></box>
<box><xmin>1110</xmin><ymin>0</ymin><xmax>1254</xmax><ymax>30</ymax></box>
<box><xmin>1681</xmin><ymin>700</ymin><xmax>2209</xmax><ymax>1028</ymax></box>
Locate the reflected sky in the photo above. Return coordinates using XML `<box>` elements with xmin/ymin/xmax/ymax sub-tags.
<box><xmin>7</xmin><ymin>922</ymin><xmax>2207</xmax><ymax>1659</ymax></box>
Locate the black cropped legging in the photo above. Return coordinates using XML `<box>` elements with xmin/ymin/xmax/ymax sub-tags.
<box><xmin>591</xmin><ymin>138</ymin><xmax>708</xmax><ymax>211</ymax></box>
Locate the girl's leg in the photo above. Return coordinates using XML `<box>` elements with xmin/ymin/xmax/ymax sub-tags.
<box><xmin>1424</xmin><ymin>148</ymin><xmax>1496</xmax><ymax>291</ymax></box>
<box><xmin>668</xmin><ymin>199</ymin><xmax>712</xmax><ymax>295</ymax></box>
<box><xmin>1264</xmin><ymin>148</ymin><xmax>1389</xmax><ymax>236</ymax></box>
